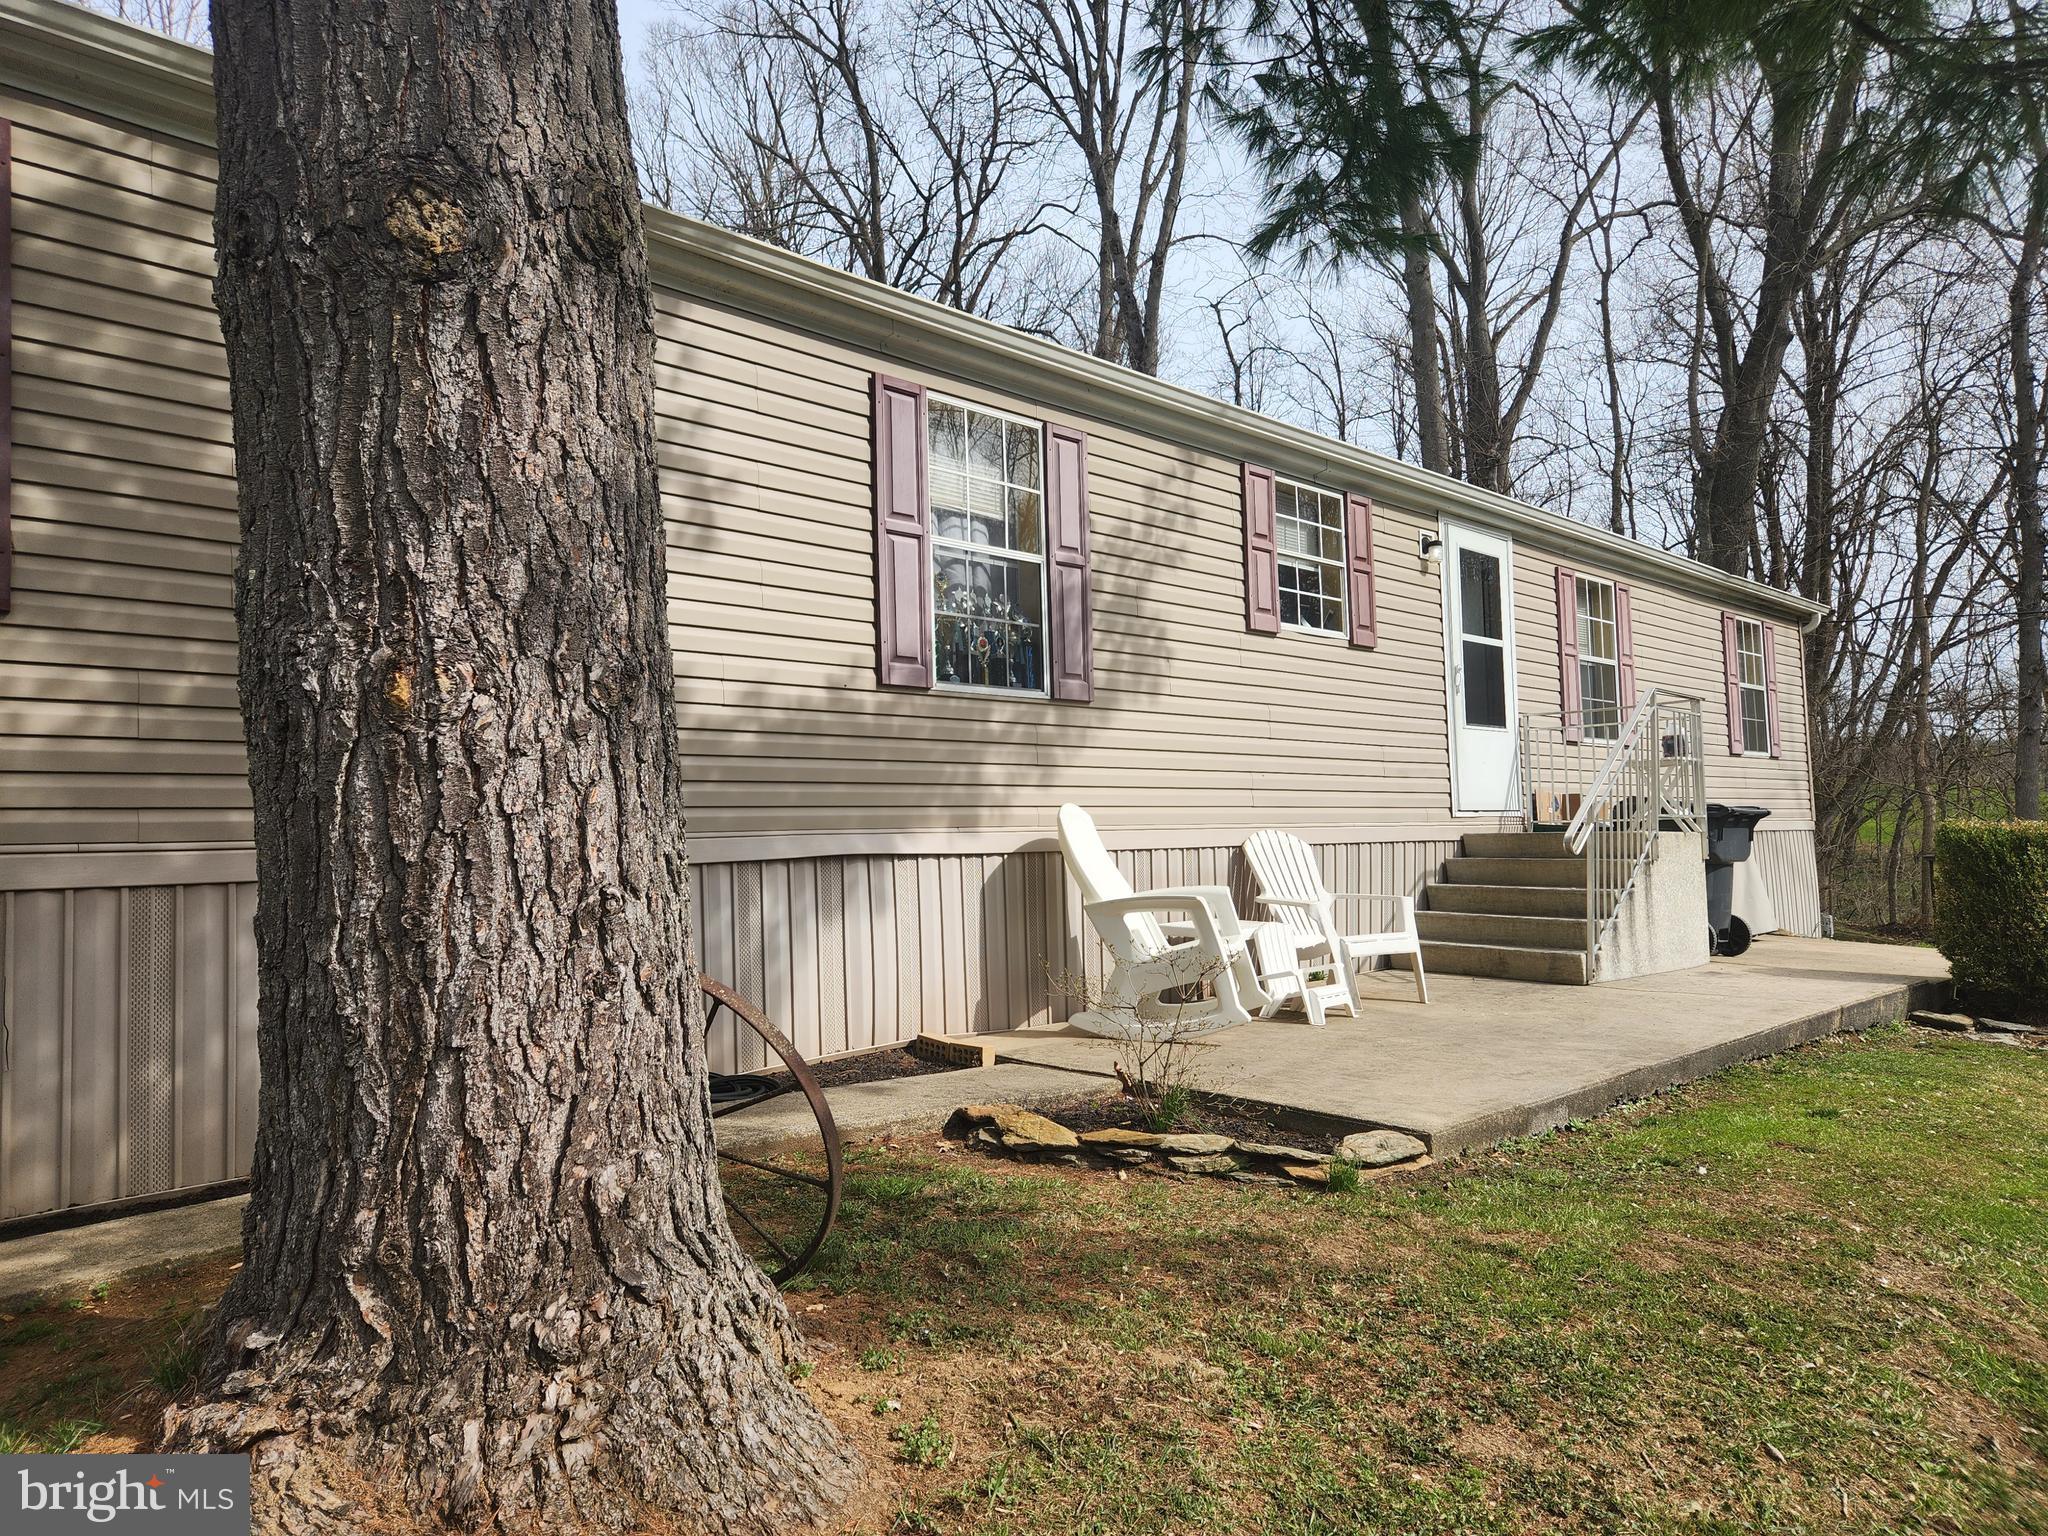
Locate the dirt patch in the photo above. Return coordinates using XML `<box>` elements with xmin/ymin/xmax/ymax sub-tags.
<box><xmin>0</xmin><ymin>1254</ymin><xmax>237</xmax><ymax>1451</ymax></box>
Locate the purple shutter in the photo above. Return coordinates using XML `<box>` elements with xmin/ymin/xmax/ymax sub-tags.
<box><xmin>1242</xmin><ymin>464</ymin><xmax>1279</xmax><ymax>634</ymax></box>
<box><xmin>0</xmin><ymin>120</ymin><xmax>12</xmax><ymax>619</ymax></box>
<box><xmin>1763</xmin><ymin>620</ymin><xmax>1781</xmax><ymax>758</ymax></box>
<box><xmin>1614</xmin><ymin>581</ymin><xmax>1636</xmax><ymax>718</ymax></box>
<box><xmin>1555</xmin><ymin>567</ymin><xmax>1581</xmax><ymax>744</ymax></box>
<box><xmin>1044</xmin><ymin>423</ymin><xmax>1093</xmax><ymax>702</ymax></box>
<box><xmin>1722</xmin><ymin>613</ymin><xmax>1744</xmax><ymax>755</ymax></box>
<box><xmin>872</xmin><ymin>373</ymin><xmax>931</xmax><ymax>689</ymax></box>
<box><xmin>1343</xmin><ymin>493</ymin><xmax>1376</xmax><ymax>648</ymax></box>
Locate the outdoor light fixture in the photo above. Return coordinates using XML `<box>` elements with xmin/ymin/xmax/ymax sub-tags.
<box><xmin>1419</xmin><ymin>531</ymin><xmax>1444</xmax><ymax>569</ymax></box>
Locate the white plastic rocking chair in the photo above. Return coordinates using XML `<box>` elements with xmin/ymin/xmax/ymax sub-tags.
<box><xmin>1056</xmin><ymin>804</ymin><xmax>1277</xmax><ymax>1041</ymax></box>
<box><xmin>1242</xmin><ymin>830</ymin><xmax>1430</xmax><ymax>1018</ymax></box>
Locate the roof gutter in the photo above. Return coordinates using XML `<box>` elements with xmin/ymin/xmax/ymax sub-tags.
<box><xmin>0</xmin><ymin>0</ymin><xmax>1827</xmax><ymax>626</ymax></box>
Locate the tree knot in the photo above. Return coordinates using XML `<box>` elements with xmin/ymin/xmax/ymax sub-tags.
<box><xmin>567</xmin><ymin>168</ymin><xmax>635</xmax><ymax>264</ymax></box>
<box><xmin>384</xmin><ymin>666</ymin><xmax>414</xmax><ymax>714</ymax></box>
<box><xmin>385</xmin><ymin>183</ymin><xmax>472</xmax><ymax>271</ymax></box>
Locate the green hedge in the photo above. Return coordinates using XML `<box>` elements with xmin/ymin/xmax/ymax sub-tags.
<box><xmin>1933</xmin><ymin>820</ymin><xmax>2048</xmax><ymax>1015</ymax></box>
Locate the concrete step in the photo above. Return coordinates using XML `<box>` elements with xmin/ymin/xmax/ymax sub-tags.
<box><xmin>1416</xmin><ymin>909</ymin><xmax>1589</xmax><ymax>950</ymax></box>
<box><xmin>1437</xmin><ymin>855</ymin><xmax>1587</xmax><ymax>889</ymax></box>
<box><xmin>1423</xmin><ymin>882</ymin><xmax>1586</xmax><ymax>918</ymax></box>
<box><xmin>1396</xmin><ymin>940</ymin><xmax>1590</xmax><ymax>986</ymax></box>
<box><xmin>1458</xmin><ymin>831</ymin><xmax>1576</xmax><ymax>860</ymax></box>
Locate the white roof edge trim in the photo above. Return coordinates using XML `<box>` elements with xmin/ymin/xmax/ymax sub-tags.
<box><xmin>0</xmin><ymin>0</ymin><xmax>1827</xmax><ymax>624</ymax></box>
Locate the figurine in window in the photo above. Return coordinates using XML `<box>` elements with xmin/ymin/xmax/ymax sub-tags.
<box><xmin>933</xmin><ymin>570</ymin><xmax>958</xmax><ymax>683</ymax></box>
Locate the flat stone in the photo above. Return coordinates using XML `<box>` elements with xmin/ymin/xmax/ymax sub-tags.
<box><xmin>1077</xmin><ymin>1127</ymin><xmax>1168</xmax><ymax>1149</ymax></box>
<box><xmin>946</xmin><ymin>1103</ymin><xmax>1079</xmax><ymax>1148</ymax></box>
<box><xmin>1975</xmin><ymin>1018</ymin><xmax>2040</xmax><ymax>1036</ymax></box>
<box><xmin>1337</xmin><ymin>1129</ymin><xmax>1429</xmax><ymax>1167</ymax></box>
<box><xmin>1165</xmin><ymin>1153</ymin><xmax>1240</xmax><ymax>1174</ymax></box>
<box><xmin>1361</xmin><ymin>1153</ymin><xmax>1434</xmax><ymax>1180</ymax></box>
<box><xmin>1232</xmin><ymin>1141</ymin><xmax>1330</xmax><ymax>1163</ymax></box>
<box><xmin>1910</xmin><ymin>1010</ymin><xmax>1976</xmax><ymax>1033</ymax></box>
<box><xmin>1150</xmin><ymin>1132</ymin><xmax>1235</xmax><ymax>1155</ymax></box>
<box><xmin>1283</xmin><ymin>1164</ymin><xmax>1330</xmax><ymax>1185</ymax></box>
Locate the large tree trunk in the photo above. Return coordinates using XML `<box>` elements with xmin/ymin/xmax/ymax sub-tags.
<box><xmin>1399</xmin><ymin>193</ymin><xmax>1449</xmax><ymax>475</ymax></box>
<box><xmin>164</xmin><ymin>4</ymin><xmax>860</xmax><ymax>1531</ymax></box>
<box><xmin>2013</xmin><ymin>171</ymin><xmax>2047</xmax><ymax>819</ymax></box>
<box><xmin>1910</xmin><ymin>431</ymin><xmax>1937</xmax><ymax>927</ymax></box>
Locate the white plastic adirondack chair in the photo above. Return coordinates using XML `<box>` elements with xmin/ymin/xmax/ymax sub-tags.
<box><xmin>1057</xmin><ymin>804</ymin><xmax>1277</xmax><ymax>1040</ymax></box>
<box><xmin>1242</xmin><ymin>830</ymin><xmax>1429</xmax><ymax>1015</ymax></box>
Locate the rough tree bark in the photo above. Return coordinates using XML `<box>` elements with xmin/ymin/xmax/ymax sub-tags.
<box><xmin>1398</xmin><ymin>191</ymin><xmax>1450</xmax><ymax>474</ymax></box>
<box><xmin>164</xmin><ymin>4</ymin><xmax>860</xmax><ymax>1531</ymax></box>
<box><xmin>2012</xmin><ymin>165</ymin><xmax>2046</xmax><ymax>819</ymax></box>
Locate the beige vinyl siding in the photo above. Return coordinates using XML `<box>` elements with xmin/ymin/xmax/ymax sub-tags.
<box><xmin>1510</xmin><ymin>546</ymin><xmax>1815</xmax><ymax>822</ymax></box>
<box><xmin>0</xmin><ymin>77</ymin><xmax>1817</xmax><ymax>858</ymax></box>
<box><xmin>658</xmin><ymin>288</ymin><xmax>1464</xmax><ymax>835</ymax></box>
<box><xmin>1</xmin><ymin>91</ymin><xmax>239</xmax><ymax>850</ymax></box>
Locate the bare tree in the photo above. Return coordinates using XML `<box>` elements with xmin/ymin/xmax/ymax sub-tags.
<box><xmin>78</xmin><ymin>0</ymin><xmax>209</xmax><ymax>44</ymax></box>
<box><xmin>1981</xmin><ymin>141</ymin><xmax>2048</xmax><ymax>818</ymax></box>
<box><xmin>1532</xmin><ymin>5</ymin><xmax>1956</xmax><ymax>576</ymax></box>
<box><xmin>1420</xmin><ymin>15</ymin><xmax>1644</xmax><ymax>492</ymax></box>
<box><xmin>1207</xmin><ymin>274</ymin><xmax>1286</xmax><ymax>410</ymax></box>
<box><xmin>638</xmin><ymin>0</ymin><xmax>1073</xmax><ymax>324</ymax></box>
<box><xmin>974</xmin><ymin>0</ymin><xmax>1224</xmax><ymax>372</ymax></box>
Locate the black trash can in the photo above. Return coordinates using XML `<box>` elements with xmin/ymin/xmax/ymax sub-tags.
<box><xmin>1704</xmin><ymin>803</ymin><xmax>1772</xmax><ymax>956</ymax></box>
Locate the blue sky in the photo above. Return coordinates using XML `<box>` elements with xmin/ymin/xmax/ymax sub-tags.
<box><xmin>614</xmin><ymin>0</ymin><xmax>668</xmax><ymax>72</ymax></box>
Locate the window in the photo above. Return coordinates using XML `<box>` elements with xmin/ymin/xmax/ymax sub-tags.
<box><xmin>1275</xmin><ymin>478</ymin><xmax>1346</xmax><ymax>635</ymax></box>
<box><xmin>928</xmin><ymin>397</ymin><xmax>1046</xmax><ymax>693</ymax></box>
<box><xmin>1735</xmin><ymin>618</ymin><xmax>1770</xmax><ymax>754</ymax></box>
<box><xmin>1457</xmin><ymin>547</ymin><xmax>1508</xmax><ymax>728</ymax></box>
<box><xmin>1574</xmin><ymin>576</ymin><xmax>1621</xmax><ymax>741</ymax></box>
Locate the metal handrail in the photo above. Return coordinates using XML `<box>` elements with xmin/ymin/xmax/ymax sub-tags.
<box><xmin>1562</xmin><ymin>690</ymin><xmax>1706</xmax><ymax>852</ymax></box>
<box><xmin>1519</xmin><ymin>690</ymin><xmax>1706</xmax><ymax>976</ymax></box>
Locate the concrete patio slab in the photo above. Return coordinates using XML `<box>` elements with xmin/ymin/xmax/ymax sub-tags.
<box><xmin>0</xmin><ymin>1195</ymin><xmax>246</xmax><ymax>1310</ymax></box>
<box><xmin>0</xmin><ymin>939</ymin><xmax>1946</xmax><ymax>1304</ymax></box>
<box><xmin>982</xmin><ymin>935</ymin><xmax>1952</xmax><ymax>1159</ymax></box>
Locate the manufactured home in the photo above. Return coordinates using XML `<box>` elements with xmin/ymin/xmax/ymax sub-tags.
<box><xmin>0</xmin><ymin>0</ymin><xmax>1826</xmax><ymax>1223</ymax></box>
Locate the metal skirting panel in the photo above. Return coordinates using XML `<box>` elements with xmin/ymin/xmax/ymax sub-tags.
<box><xmin>1</xmin><ymin>837</ymin><xmax>1459</xmax><ymax>1219</ymax></box>
<box><xmin>1752</xmin><ymin>826</ymin><xmax>1823</xmax><ymax>938</ymax></box>
<box><xmin>0</xmin><ymin>881</ymin><xmax>258</xmax><ymax>1220</ymax></box>
<box><xmin>686</xmin><ymin>837</ymin><xmax>1463</xmax><ymax>1073</ymax></box>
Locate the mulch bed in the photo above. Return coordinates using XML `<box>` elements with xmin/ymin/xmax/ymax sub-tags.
<box><xmin>1042</xmin><ymin>1093</ymin><xmax>1347</xmax><ymax>1155</ymax></box>
<box><xmin>737</xmin><ymin>1045</ymin><xmax>966</xmax><ymax>1096</ymax></box>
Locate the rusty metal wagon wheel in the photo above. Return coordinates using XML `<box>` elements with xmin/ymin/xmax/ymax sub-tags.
<box><xmin>700</xmin><ymin>975</ymin><xmax>843</xmax><ymax>1287</ymax></box>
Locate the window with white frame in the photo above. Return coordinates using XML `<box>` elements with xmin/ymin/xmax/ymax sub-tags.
<box><xmin>928</xmin><ymin>396</ymin><xmax>1047</xmax><ymax>694</ymax></box>
<box><xmin>1736</xmin><ymin>618</ymin><xmax>1770</xmax><ymax>754</ymax></box>
<box><xmin>1275</xmin><ymin>478</ymin><xmax>1346</xmax><ymax>635</ymax></box>
<box><xmin>1575</xmin><ymin>576</ymin><xmax>1621</xmax><ymax>741</ymax></box>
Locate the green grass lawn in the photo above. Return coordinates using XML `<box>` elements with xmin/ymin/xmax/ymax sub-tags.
<box><xmin>1</xmin><ymin>1025</ymin><xmax>2042</xmax><ymax>1535</ymax></box>
<box><xmin>797</xmin><ymin>1025</ymin><xmax>2047</xmax><ymax>1535</ymax></box>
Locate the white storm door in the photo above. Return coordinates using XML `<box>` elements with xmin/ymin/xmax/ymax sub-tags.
<box><xmin>1443</xmin><ymin>520</ymin><xmax>1519</xmax><ymax>813</ymax></box>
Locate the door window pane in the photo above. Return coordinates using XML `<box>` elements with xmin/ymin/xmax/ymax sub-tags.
<box><xmin>1459</xmin><ymin>549</ymin><xmax>1502</xmax><ymax>640</ymax></box>
<box><xmin>1463</xmin><ymin>639</ymin><xmax>1508</xmax><ymax>728</ymax></box>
